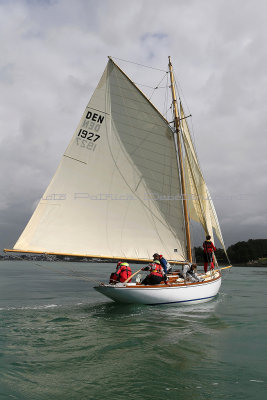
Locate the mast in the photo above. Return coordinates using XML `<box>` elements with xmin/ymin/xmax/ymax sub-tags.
<box><xmin>168</xmin><ymin>56</ymin><xmax>192</xmax><ymax>262</ymax></box>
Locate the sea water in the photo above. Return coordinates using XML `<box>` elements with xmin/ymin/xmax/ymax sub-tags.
<box><xmin>0</xmin><ymin>261</ymin><xmax>266</xmax><ymax>400</ymax></box>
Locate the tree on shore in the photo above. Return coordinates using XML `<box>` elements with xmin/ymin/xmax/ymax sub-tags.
<box><xmin>194</xmin><ymin>239</ymin><xmax>267</xmax><ymax>264</ymax></box>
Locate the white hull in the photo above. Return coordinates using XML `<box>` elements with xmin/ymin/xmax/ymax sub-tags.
<box><xmin>94</xmin><ymin>272</ymin><xmax>222</xmax><ymax>305</ymax></box>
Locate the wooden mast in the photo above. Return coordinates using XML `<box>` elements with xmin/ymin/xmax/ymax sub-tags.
<box><xmin>168</xmin><ymin>56</ymin><xmax>192</xmax><ymax>262</ymax></box>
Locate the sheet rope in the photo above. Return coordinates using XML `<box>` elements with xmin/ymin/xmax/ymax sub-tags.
<box><xmin>33</xmin><ymin>262</ymin><xmax>104</xmax><ymax>285</ymax></box>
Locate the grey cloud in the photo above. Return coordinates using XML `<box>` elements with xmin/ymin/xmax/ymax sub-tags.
<box><xmin>1</xmin><ymin>0</ymin><xmax>266</xmax><ymax>253</ymax></box>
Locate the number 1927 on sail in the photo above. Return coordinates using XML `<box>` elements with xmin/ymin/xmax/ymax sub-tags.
<box><xmin>77</xmin><ymin>129</ymin><xmax>100</xmax><ymax>142</ymax></box>
<box><xmin>76</xmin><ymin>129</ymin><xmax>100</xmax><ymax>151</ymax></box>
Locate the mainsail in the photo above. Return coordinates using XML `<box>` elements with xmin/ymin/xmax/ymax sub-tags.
<box><xmin>13</xmin><ymin>59</ymin><xmax>187</xmax><ymax>261</ymax></box>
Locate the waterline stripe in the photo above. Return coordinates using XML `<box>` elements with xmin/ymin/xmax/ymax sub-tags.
<box><xmin>150</xmin><ymin>295</ymin><xmax>217</xmax><ymax>305</ymax></box>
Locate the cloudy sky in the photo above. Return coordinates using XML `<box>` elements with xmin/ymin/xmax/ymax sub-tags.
<box><xmin>1</xmin><ymin>0</ymin><xmax>266</xmax><ymax>253</ymax></box>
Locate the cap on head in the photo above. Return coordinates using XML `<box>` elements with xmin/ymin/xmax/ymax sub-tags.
<box><xmin>121</xmin><ymin>262</ymin><xmax>129</xmax><ymax>267</ymax></box>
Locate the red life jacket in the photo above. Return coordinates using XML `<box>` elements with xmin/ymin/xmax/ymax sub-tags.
<box><xmin>149</xmin><ymin>263</ymin><xmax>163</xmax><ymax>278</ymax></box>
<box><xmin>203</xmin><ymin>240</ymin><xmax>216</xmax><ymax>253</ymax></box>
<box><xmin>116</xmin><ymin>265</ymin><xmax>132</xmax><ymax>283</ymax></box>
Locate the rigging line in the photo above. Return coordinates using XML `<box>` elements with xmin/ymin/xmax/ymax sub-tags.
<box><xmin>134</xmin><ymin>83</ymin><xmax>166</xmax><ymax>89</ymax></box>
<box><xmin>182</xmin><ymin>133</ymin><xmax>209</xmax><ymax>234</ymax></box>
<box><xmin>175</xmin><ymin>80</ymin><xmax>204</xmax><ymax>179</ymax></box>
<box><xmin>110</xmin><ymin>56</ymin><xmax>167</xmax><ymax>72</ymax></box>
<box><xmin>163</xmin><ymin>73</ymin><xmax>168</xmax><ymax>117</ymax></box>
<box><xmin>147</xmin><ymin>195</ymin><xmax>173</xmax><ymax>254</ymax></box>
<box><xmin>175</xmin><ymin>121</ymin><xmax>189</xmax><ymax>258</ymax></box>
<box><xmin>181</xmin><ymin>104</ymin><xmax>227</xmax><ymax>253</ymax></box>
<box><xmin>163</xmin><ymin>74</ymin><xmax>177</xmax><ymax>232</ymax></box>
<box><xmin>163</xmin><ymin>73</ymin><xmax>176</xmax><ymax>230</ymax></box>
<box><xmin>172</xmin><ymin>128</ymin><xmax>188</xmax><ymax>259</ymax></box>
<box><xmin>162</xmin><ymin>105</ymin><xmax>173</xmax><ymax>119</ymax></box>
<box><xmin>33</xmin><ymin>262</ymin><xmax>104</xmax><ymax>285</ymax></box>
<box><xmin>149</xmin><ymin>72</ymin><xmax>169</xmax><ymax>100</ymax></box>
<box><xmin>155</xmin><ymin>72</ymin><xmax>172</xmax><ymax>121</ymax></box>
<box><xmin>179</xmin><ymin>96</ymin><xmax>229</xmax><ymax>261</ymax></box>
<box><xmin>179</xmin><ymin>99</ymin><xmax>228</xmax><ymax>255</ymax></box>
<box><xmin>173</xmin><ymin>72</ymin><xmax>199</xmax><ymax>160</ymax></box>
<box><xmin>189</xmin><ymin>218</ymin><xmax>197</xmax><ymax>261</ymax></box>
<box><xmin>164</xmin><ymin>73</ymin><xmax>171</xmax><ymax>121</ymax></box>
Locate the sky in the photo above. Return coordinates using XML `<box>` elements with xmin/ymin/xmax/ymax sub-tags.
<box><xmin>0</xmin><ymin>0</ymin><xmax>267</xmax><ymax>253</ymax></box>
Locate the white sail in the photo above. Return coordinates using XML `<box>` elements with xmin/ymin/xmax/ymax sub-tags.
<box><xmin>180</xmin><ymin>104</ymin><xmax>227</xmax><ymax>252</ymax></box>
<box><xmin>14</xmin><ymin>59</ymin><xmax>187</xmax><ymax>261</ymax></box>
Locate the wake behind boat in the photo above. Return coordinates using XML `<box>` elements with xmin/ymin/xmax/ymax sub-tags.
<box><xmin>5</xmin><ymin>56</ymin><xmax>231</xmax><ymax>305</ymax></box>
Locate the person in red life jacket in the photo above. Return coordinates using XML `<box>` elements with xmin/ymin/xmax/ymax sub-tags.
<box><xmin>203</xmin><ymin>235</ymin><xmax>216</xmax><ymax>273</ymax></box>
<box><xmin>109</xmin><ymin>261</ymin><xmax>122</xmax><ymax>284</ymax></box>
<box><xmin>153</xmin><ymin>253</ymin><xmax>171</xmax><ymax>284</ymax></box>
<box><xmin>153</xmin><ymin>253</ymin><xmax>171</xmax><ymax>283</ymax></box>
<box><xmin>141</xmin><ymin>260</ymin><xmax>164</xmax><ymax>285</ymax></box>
<box><xmin>113</xmin><ymin>262</ymin><xmax>132</xmax><ymax>283</ymax></box>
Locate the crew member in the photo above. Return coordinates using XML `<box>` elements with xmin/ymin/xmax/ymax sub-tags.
<box><xmin>153</xmin><ymin>253</ymin><xmax>170</xmax><ymax>281</ymax></box>
<box><xmin>141</xmin><ymin>260</ymin><xmax>164</xmax><ymax>285</ymax></box>
<box><xmin>109</xmin><ymin>261</ymin><xmax>121</xmax><ymax>284</ymax></box>
<box><xmin>109</xmin><ymin>261</ymin><xmax>132</xmax><ymax>284</ymax></box>
<box><xmin>116</xmin><ymin>262</ymin><xmax>132</xmax><ymax>283</ymax></box>
<box><xmin>181</xmin><ymin>263</ymin><xmax>202</xmax><ymax>282</ymax></box>
<box><xmin>203</xmin><ymin>235</ymin><xmax>216</xmax><ymax>273</ymax></box>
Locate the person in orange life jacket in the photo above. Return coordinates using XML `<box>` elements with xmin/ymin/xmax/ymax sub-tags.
<box><xmin>203</xmin><ymin>235</ymin><xmax>216</xmax><ymax>273</ymax></box>
<box><xmin>153</xmin><ymin>253</ymin><xmax>169</xmax><ymax>282</ymax></box>
<box><xmin>109</xmin><ymin>261</ymin><xmax>132</xmax><ymax>284</ymax></box>
<box><xmin>141</xmin><ymin>260</ymin><xmax>164</xmax><ymax>285</ymax></box>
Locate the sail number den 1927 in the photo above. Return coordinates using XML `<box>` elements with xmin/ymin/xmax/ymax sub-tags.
<box><xmin>76</xmin><ymin>110</ymin><xmax>105</xmax><ymax>152</ymax></box>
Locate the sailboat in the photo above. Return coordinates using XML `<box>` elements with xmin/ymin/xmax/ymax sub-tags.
<box><xmin>5</xmin><ymin>56</ymin><xmax>231</xmax><ymax>305</ymax></box>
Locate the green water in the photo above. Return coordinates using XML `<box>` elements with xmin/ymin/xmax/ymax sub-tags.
<box><xmin>0</xmin><ymin>261</ymin><xmax>266</xmax><ymax>400</ymax></box>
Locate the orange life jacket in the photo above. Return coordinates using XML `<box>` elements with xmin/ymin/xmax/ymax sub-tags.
<box><xmin>149</xmin><ymin>263</ymin><xmax>163</xmax><ymax>278</ymax></box>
